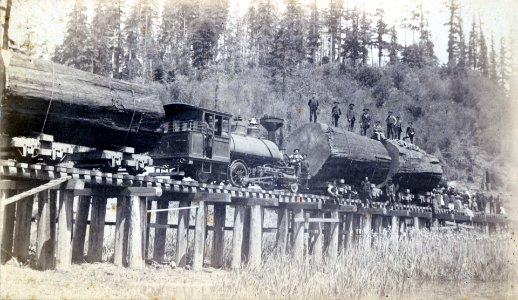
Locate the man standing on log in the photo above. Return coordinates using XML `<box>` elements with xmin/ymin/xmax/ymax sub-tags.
<box><xmin>360</xmin><ymin>108</ymin><xmax>371</xmax><ymax>136</ymax></box>
<box><xmin>385</xmin><ymin>111</ymin><xmax>397</xmax><ymax>139</ymax></box>
<box><xmin>406</xmin><ymin>122</ymin><xmax>415</xmax><ymax>144</ymax></box>
<box><xmin>331</xmin><ymin>101</ymin><xmax>341</xmax><ymax>127</ymax></box>
<box><xmin>372</xmin><ymin>121</ymin><xmax>383</xmax><ymax>140</ymax></box>
<box><xmin>308</xmin><ymin>92</ymin><xmax>319</xmax><ymax>123</ymax></box>
<box><xmin>346</xmin><ymin>104</ymin><xmax>356</xmax><ymax>132</ymax></box>
<box><xmin>395</xmin><ymin>116</ymin><xmax>402</xmax><ymax>140</ymax></box>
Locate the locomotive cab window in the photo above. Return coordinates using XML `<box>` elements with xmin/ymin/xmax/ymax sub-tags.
<box><xmin>215</xmin><ymin>115</ymin><xmax>224</xmax><ymax>136</ymax></box>
<box><xmin>221</xmin><ymin>117</ymin><xmax>230</xmax><ymax>137</ymax></box>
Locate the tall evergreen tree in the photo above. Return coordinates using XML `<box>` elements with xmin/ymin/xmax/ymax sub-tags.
<box><xmin>158</xmin><ymin>0</ymin><xmax>199</xmax><ymax>77</ymax></box>
<box><xmin>53</xmin><ymin>0</ymin><xmax>92</xmax><ymax>71</ymax></box>
<box><xmin>499</xmin><ymin>37</ymin><xmax>509</xmax><ymax>87</ymax></box>
<box><xmin>2</xmin><ymin>0</ymin><xmax>12</xmax><ymax>50</ymax></box>
<box><xmin>467</xmin><ymin>17</ymin><xmax>477</xmax><ymax>69</ymax></box>
<box><xmin>358</xmin><ymin>10</ymin><xmax>372</xmax><ymax>65</ymax></box>
<box><xmin>456</xmin><ymin>15</ymin><xmax>466</xmax><ymax>71</ymax></box>
<box><xmin>306</xmin><ymin>0</ymin><xmax>320</xmax><ymax>64</ymax></box>
<box><xmin>388</xmin><ymin>25</ymin><xmax>399</xmax><ymax>64</ymax></box>
<box><xmin>121</xmin><ymin>0</ymin><xmax>159</xmax><ymax>81</ymax></box>
<box><xmin>91</xmin><ymin>1</ymin><xmax>122</xmax><ymax>77</ymax></box>
<box><xmin>247</xmin><ymin>0</ymin><xmax>277</xmax><ymax>67</ymax></box>
<box><xmin>191</xmin><ymin>0</ymin><xmax>229</xmax><ymax>72</ymax></box>
<box><xmin>445</xmin><ymin>0</ymin><xmax>460</xmax><ymax>70</ymax></box>
<box><xmin>375</xmin><ymin>8</ymin><xmax>388</xmax><ymax>67</ymax></box>
<box><xmin>325</xmin><ymin>0</ymin><xmax>343</xmax><ymax>62</ymax></box>
<box><xmin>489</xmin><ymin>34</ymin><xmax>498</xmax><ymax>80</ymax></box>
<box><xmin>342</xmin><ymin>8</ymin><xmax>363</xmax><ymax>67</ymax></box>
<box><xmin>268</xmin><ymin>0</ymin><xmax>304</xmax><ymax>99</ymax></box>
<box><xmin>478</xmin><ymin>21</ymin><xmax>489</xmax><ymax>77</ymax></box>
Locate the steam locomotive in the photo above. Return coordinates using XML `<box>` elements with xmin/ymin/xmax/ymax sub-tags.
<box><xmin>150</xmin><ymin>104</ymin><xmax>299</xmax><ymax>192</ymax></box>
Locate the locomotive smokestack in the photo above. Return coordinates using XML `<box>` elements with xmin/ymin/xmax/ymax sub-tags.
<box><xmin>260</xmin><ymin>115</ymin><xmax>284</xmax><ymax>145</ymax></box>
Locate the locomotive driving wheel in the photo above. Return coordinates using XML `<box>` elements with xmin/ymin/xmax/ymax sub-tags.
<box><xmin>228</xmin><ymin>161</ymin><xmax>248</xmax><ymax>187</ymax></box>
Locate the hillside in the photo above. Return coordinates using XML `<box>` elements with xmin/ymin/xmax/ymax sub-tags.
<box><xmin>158</xmin><ymin>62</ymin><xmax>514</xmax><ymax>190</ymax></box>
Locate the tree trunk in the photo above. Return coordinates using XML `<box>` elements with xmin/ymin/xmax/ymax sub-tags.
<box><xmin>2</xmin><ymin>0</ymin><xmax>12</xmax><ymax>50</ymax></box>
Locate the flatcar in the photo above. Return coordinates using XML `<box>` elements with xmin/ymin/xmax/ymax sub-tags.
<box><xmin>150</xmin><ymin>103</ymin><xmax>299</xmax><ymax>191</ymax></box>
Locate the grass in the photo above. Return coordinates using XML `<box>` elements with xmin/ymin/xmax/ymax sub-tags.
<box><xmin>219</xmin><ymin>230</ymin><xmax>517</xmax><ymax>299</ymax></box>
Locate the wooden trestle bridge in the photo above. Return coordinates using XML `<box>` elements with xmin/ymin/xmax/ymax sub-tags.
<box><xmin>0</xmin><ymin>160</ymin><xmax>507</xmax><ymax>271</ymax></box>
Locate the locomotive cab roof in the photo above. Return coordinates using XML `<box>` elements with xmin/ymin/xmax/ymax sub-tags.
<box><xmin>164</xmin><ymin>103</ymin><xmax>232</xmax><ymax>121</ymax></box>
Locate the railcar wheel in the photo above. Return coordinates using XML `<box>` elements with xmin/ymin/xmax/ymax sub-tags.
<box><xmin>196</xmin><ymin>168</ymin><xmax>211</xmax><ymax>184</ymax></box>
<box><xmin>228</xmin><ymin>161</ymin><xmax>248</xmax><ymax>187</ymax></box>
<box><xmin>100</xmin><ymin>166</ymin><xmax>119</xmax><ymax>174</ymax></box>
<box><xmin>126</xmin><ymin>166</ymin><xmax>142</xmax><ymax>176</ymax></box>
<box><xmin>289</xmin><ymin>183</ymin><xmax>299</xmax><ymax>193</ymax></box>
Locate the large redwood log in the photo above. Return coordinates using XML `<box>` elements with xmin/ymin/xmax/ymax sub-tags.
<box><xmin>0</xmin><ymin>50</ymin><xmax>164</xmax><ymax>153</ymax></box>
<box><xmin>286</xmin><ymin>123</ymin><xmax>392</xmax><ymax>189</ymax></box>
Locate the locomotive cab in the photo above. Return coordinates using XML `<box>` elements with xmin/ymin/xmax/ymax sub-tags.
<box><xmin>151</xmin><ymin>103</ymin><xmax>231</xmax><ymax>183</ymax></box>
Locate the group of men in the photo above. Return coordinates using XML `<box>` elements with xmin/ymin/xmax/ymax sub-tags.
<box><xmin>307</xmin><ymin>96</ymin><xmax>416</xmax><ymax>144</ymax></box>
<box><xmin>324</xmin><ymin>177</ymin><xmax>506</xmax><ymax>215</ymax></box>
<box><xmin>430</xmin><ymin>187</ymin><xmax>505</xmax><ymax>215</ymax></box>
<box><xmin>327</xmin><ymin>176</ymin><xmax>381</xmax><ymax>207</ymax></box>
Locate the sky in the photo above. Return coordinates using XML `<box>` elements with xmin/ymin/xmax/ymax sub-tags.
<box><xmin>4</xmin><ymin>0</ymin><xmax>518</xmax><ymax>63</ymax></box>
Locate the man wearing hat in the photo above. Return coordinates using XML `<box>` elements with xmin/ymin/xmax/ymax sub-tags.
<box><xmin>360</xmin><ymin>177</ymin><xmax>372</xmax><ymax>207</ymax></box>
<box><xmin>337</xmin><ymin>179</ymin><xmax>348</xmax><ymax>196</ymax></box>
<box><xmin>360</xmin><ymin>108</ymin><xmax>371</xmax><ymax>136</ymax></box>
<box><xmin>401</xmin><ymin>189</ymin><xmax>413</xmax><ymax>205</ymax></box>
<box><xmin>327</xmin><ymin>181</ymin><xmax>340</xmax><ymax>204</ymax></box>
<box><xmin>289</xmin><ymin>149</ymin><xmax>303</xmax><ymax>177</ymax></box>
<box><xmin>372</xmin><ymin>121</ymin><xmax>383</xmax><ymax>140</ymax></box>
<box><xmin>385</xmin><ymin>111</ymin><xmax>397</xmax><ymax>139</ymax></box>
<box><xmin>300</xmin><ymin>153</ymin><xmax>310</xmax><ymax>189</ymax></box>
<box><xmin>385</xmin><ymin>179</ymin><xmax>396</xmax><ymax>208</ymax></box>
<box><xmin>405</xmin><ymin>122</ymin><xmax>415</xmax><ymax>143</ymax></box>
<box><xmin>395</xmin><ymin>116</ymin><xmax>402</xmax><ymax>140</ymax></box>
<box><xmin>346</xmin><ymin>104</ymin><xmax>356</xmax><ymax>132</ymax></box>
<box><xmin>308</xmin><ymin>92</ymin><xmax>319</xmax><ymax>123</ymax></box>
<box><xmin>331</xmin><ymin>101</ymin><xmax>342</xmax><ymax>127</ymax></box>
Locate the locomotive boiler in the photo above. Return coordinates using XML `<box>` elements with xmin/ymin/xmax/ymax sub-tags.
<box><xmin>286</xmin><ymin>123</ymin><xmax>442</xmax><ymax>191</ymax></box>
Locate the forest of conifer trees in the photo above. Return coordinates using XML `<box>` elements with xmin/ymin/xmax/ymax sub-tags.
<box><xmin>49</xmin><ymin>0</ymin><xmax>513</xmax><ymax>87</ymax></box>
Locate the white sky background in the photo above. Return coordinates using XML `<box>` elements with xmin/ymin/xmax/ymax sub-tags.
<box><xmin>5</xmin><ymin>0</ymin><xmax>518</xmax><ymax>63</ymax></box>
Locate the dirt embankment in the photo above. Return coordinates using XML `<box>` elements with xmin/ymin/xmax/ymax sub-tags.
<box><xmin>1</xmin><ymin>263</ymin><xmax>228</xmax><ymax>300</ymax></box>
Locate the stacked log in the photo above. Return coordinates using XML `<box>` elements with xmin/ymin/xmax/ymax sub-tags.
<box><xmin>0</xmin><ymin>50</ymin><xmax>164</xmax><ymax>153</ymax></box>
